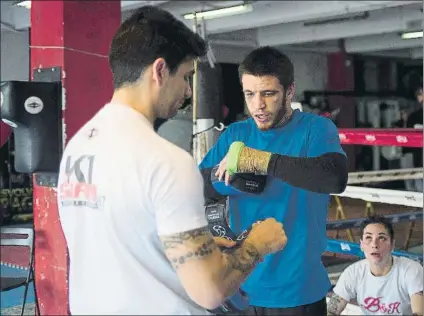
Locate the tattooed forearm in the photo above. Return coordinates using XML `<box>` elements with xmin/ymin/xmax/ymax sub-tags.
<box><xmin>161</xmin><ymin>226</ymin><xmax>212</xmax><ymax>249</ymax></box>
<box><xmin>327</xmin><ymin>294</ymin><xmax>347</xmax><ymax>316</ymax></box>
<box><xmin>225</xmin><ymin>242</ymin><xmax>261</xmax><ymax>276</ymax></box>
<box><xmin>219</xmin><ymin>241</ymin><xmax>261</xmax><ymax>296</ymax></box>
<box><xmin>160</xmin><ymin>226</ymin><xmax>263</xmax><ymax>299</ymax></box>
<box><xmin>169</xmin><ymin>238</ymin><xmax>216</xmax><ymax>269</ymax></box>
<box><xmin>161</xmin><ymin>226</ymin><xmax>218</xmax><ymax>269</ymax></box>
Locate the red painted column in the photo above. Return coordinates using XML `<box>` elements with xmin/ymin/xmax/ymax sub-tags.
<box><xmin>30</xmin><ymin>1</ymin><xmax>121</xmax><ymax>314</ymax></box>
<box><xmin>0</xmin><ymin>123</ymin><xmax>11</xmax><ymax>149</ymax></box>
<box><xmin>327</xmin><ymin>40</ymin><xmax>356</xmax><ymax>171</ymax></box>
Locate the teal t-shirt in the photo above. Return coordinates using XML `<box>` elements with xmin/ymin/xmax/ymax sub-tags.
<box><xmin>199</xmin><ymin>110</ymin><xmax>346</xmax><ymax>308</ymax></box>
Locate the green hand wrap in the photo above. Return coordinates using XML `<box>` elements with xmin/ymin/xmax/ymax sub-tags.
<box><xmin>226</xmin><ymin>141</ymin><xmax>246</xmax><ymax>176</ymax></box>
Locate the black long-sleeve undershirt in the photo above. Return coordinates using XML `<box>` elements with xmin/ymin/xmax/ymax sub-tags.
<box><xmin>201</xmin><ymin>152</ymin><xmax>348</xmax><ymax>201</ymax></box>
<box><xmin>267</xmin><ymin>152</ymin><xmax>348</xmax><ymax>194</ymax></box>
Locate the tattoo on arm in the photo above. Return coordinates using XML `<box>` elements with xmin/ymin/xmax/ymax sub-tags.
<box><xmin>327</xmin><ymin>294</ymin><xmax>347</xmax><ymax>316</ymax></box>
<box><xmin>219</xmin><ymin>241</ymin><xmax>261</xmax><ymax>295</ymax></box>
<box><xmin>161</xmin><ymin>226</ymin><xmax>218</xmax><ymax>270</ymax></box>
<box><xmin>161</xmin><ymin>226</ymin><xmax>262</xmax><ymax>297</ymax></box>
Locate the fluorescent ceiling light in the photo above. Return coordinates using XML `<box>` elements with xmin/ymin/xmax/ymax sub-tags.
<box><xmin>401</xmin><ymin>31</ymin><xmax>423</xmax><ymax>40</ymax></box>
<box><xmin>183</xmin><ymin>4</ymin><xmax>253</xmax><ymax>20</ymax></box>
<box><xmin>15</xmin><ymin>1</ymin><xmax>31</xmax><ymax>9</ymax></box>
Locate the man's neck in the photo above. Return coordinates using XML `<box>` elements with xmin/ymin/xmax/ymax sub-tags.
<box><xmin>274</xmin><ymin>107</ymin><xmax>293</xmax><ymax>129</ymax></box>
<box><xmin>369</xmin><ymin>256</ymin><xmax>393</xmax><ymax>277</ymax></box>
<box><xmin>110</xmin><ymin>88</ymin><xmax>156</xmax><ymax>125</ymax></box>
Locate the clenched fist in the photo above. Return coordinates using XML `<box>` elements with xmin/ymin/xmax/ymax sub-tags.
<box><xmin>245</xmin><ymin>218</ymin><xmax>288</xmax><ymax>257</ymax></box>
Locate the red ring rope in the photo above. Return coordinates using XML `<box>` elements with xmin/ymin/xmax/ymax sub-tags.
<box><xmin>338</xmin><ymin>128</ymin><xmax>423</xmax><ymax>148</ymax></box>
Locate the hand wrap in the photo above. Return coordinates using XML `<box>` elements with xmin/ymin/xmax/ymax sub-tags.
<box><xmin>226</xmin><ymin>141</ymin><xmax>272</xmax><ymax>175</ymax></box>
<box><xmin>203</xmin><ymin>165</ymin><xmax>268</xmax><ymax>314</ymax></box>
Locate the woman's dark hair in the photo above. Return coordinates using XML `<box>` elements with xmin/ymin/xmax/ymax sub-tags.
<box><xmin>360</xmin><ymin>215</ymin><xmax>395</xmax><ymax>242</ymax></box>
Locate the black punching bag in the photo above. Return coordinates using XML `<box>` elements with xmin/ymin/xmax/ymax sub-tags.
<box><xmin>0</xmin><ymin>81</ymin><xmax>62</xmax><ymax>173</ymax></box>
<box><xmin>195</xmin><ymin>61</ymin><xmax>224</xmax><ymax>125</ymax></box>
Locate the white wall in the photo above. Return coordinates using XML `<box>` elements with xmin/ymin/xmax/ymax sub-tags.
<box><xmin>284</xmin><ymin>50</ymin><xmax>328</xmax><ymax>101</ymax></box>
<box><xmin>210</xmin><ymin>44</ymin><xmax>254</xmax><ymax>64</ymax></box>
<box><xmin>0</xmin><ymin>29</ymin><xmax>29</xmax><ymax>81</ymax></box>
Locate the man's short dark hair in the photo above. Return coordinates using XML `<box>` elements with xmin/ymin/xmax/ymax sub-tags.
<box><xmin>108</xmin><ymin>6</ymin><xmax>208</xmax><ymax>89</ymax></box>
<box><xmin>238</xmin><ymin>46</ymin><xmax>294</xmax><ymax>90</ymax></box>
<box><xmin>360</xmin><ymin>215</ymin><xmax>395</xmax><ymax>242</ymax></box>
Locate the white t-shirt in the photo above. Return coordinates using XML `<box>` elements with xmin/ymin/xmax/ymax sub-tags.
<box><xmin>57</xmin><ymin>103</ymin><xmax>210</xmax><ymax>315</ymax></box>
<box><xmin>333</xmin><ymin>256</ymin><xmax>423</xmax><ymax>315</ymax></box>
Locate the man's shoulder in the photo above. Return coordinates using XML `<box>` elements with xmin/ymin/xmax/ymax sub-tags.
<box><xmin>298</xmin><ymin>110</ymin><xmax>335</xmax><ymax>127</ymax></box>
<box><xmin>149</xmin><ymin>138</ymin><xmax>199</xmax><ymax>177</ymax></box>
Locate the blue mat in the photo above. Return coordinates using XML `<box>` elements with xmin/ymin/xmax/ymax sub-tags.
<box><xmin>0</xmin><ymin>265</ymin><xmax>35</xmax><ymax>309</ymax></box>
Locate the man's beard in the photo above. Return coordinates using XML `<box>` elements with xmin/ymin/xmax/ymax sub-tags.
<box><xmin>256</xmin><ymin>95</ymin><xmax>293</xmax><ymax>131</ymax></box>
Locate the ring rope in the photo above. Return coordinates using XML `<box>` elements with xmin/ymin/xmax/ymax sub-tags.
<box><xmin>326</xmin><ymin>210</ymin><xmax>422</xmax><ymax>230</ymax></box>
<box><xmin>347</xmin><ymin>168</ymin><xmax>423</xmax><ymax>184</ymax></box>
<box><xmin>334</xmin><ymin>186</ymin><xmax>423</xmax><ymax>207</ymax></box>
<box><xmin>338</xmin><ymin>128</ymin><xmax>423</xmax><ymax>147</ymax></box>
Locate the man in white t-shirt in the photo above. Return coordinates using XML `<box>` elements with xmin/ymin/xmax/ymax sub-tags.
<box><xmin>57</xmin><ymin>6</ymin><xmax>288</xmax><ymax>315</ymax></box>
<box><xmin>327</xmin><ymin>216</ymin><xmax>423</xmax><ymax>316</ymax></box>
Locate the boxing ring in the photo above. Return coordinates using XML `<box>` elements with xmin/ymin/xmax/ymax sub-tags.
<box><xmin>0</xmin><ymin>98</ymin><xmax>423</xmax><ymax>314</ymax></box>
<box><xmin>322</xmin><ymin>127</ymin><xmax>423</xmax><ymax>315</ymax></box>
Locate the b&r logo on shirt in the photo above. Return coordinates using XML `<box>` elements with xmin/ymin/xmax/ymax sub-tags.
<box><xmin>361</xmin><ymin>296</ymin><xmax>401</xmax><ymax>314</ymax></box>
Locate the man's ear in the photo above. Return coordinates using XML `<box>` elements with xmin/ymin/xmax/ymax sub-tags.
<box><xmin>285</xmin><ymin>83</ymin><xmax>296</xmax><ymax>101</ymax></box>
<box><xmin>152</xmin><ymin>58</ymin><xmax>169</xmax><ymax>87</ymax></box>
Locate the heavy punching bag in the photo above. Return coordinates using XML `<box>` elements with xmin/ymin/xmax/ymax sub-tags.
<box><xmin>0</xmin><ymin>81</ymin><xmax>62</xmax><ymax>172</ymax></box>
<box><xmin>192</xmin><ymin>60</ymin><xmax>224</xmax><ymax>163</ymax></box>
<box><xmin>0</xmin><ymin>80</ymin><xmax>68</xmax><ymax>315</ymax></box>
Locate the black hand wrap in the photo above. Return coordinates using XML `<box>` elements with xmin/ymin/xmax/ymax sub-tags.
<box><xmin>202</xmin><ymin>166</ymin><xmax>267</xmax><ymax>315</ymax></box>
<box><xmin>205</xmin><ymin>201</ymin><xmax>251</xmax><ymax>315</ymax></box>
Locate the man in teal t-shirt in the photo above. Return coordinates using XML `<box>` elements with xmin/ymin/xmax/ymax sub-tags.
<box><xmin>199</xmin><ymin>47</ymin><xmax>348</xmax><ymax>315</ymax></box>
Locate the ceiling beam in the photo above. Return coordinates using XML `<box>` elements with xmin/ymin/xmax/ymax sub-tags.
<box><xmin>197</xmin><ymin>0</ymin><xmax>420</xmax><ymax>35</ymax></box>
<box><xmin>345</xmin><ymin>34</ymin><xmax>422</xmax><ymax>53</ymax></box>
<box><xmin>410</xmin><ymin>47</ymin><xmax>423</xmax><ymax>59</ymax></box>
<box><xmin>10</xmin><ymin>0</ymin><xmax>421</xmax><ymax>33</ymax></box>
<box><xmin>258</xmin><ymin>5</ymin><xmax>422</xmax><ymax>47</ymax></box>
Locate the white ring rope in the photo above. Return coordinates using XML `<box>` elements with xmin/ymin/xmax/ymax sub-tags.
<box><xmin>348</xmin><ymin>168</ymin><xmax>423</xmax><ymax>184</ymax></box>
<box><xmin>334</xmin><ymin>186</ymin><xmax>423</xmax><ymax>208</ymax></box>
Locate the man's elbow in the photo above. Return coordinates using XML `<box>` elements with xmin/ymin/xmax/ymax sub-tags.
<box><xmin>329</xmin><ymin>171</ymin><xmax>348</xmax><ymax>194</ymax></box>
<box><xmin>186</xmin><ymin>285</ymin><xmax>225</xmax><ymax>310</ymax></box>
<box><xmin>327</xmin><ymin>155</ymin><xmax>348</xmax><ymax>194</ymax></box>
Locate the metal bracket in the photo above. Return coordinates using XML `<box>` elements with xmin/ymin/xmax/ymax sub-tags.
<box><xmin>33</xmin><ymin>67</ymin><xmax>62</xmax><ymax>83</ymax></box>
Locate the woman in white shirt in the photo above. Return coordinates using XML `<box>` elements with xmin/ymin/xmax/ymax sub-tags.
<box><xmin>327</xmin><ymin>215</ymin><xmax>423</xmax><ymax>316</ymax></box>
